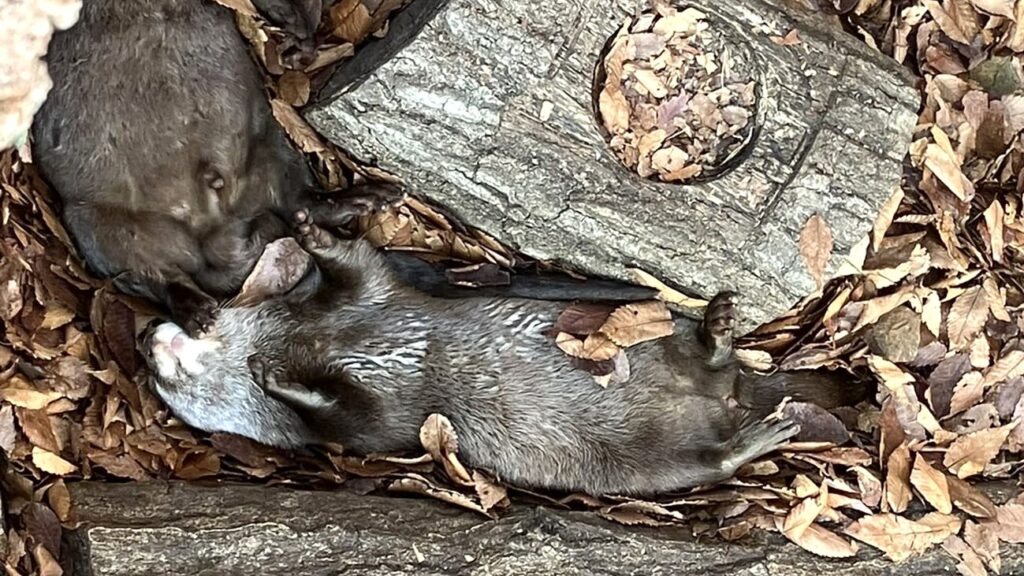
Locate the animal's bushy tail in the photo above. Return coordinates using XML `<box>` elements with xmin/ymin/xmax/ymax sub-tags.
<box><xmin>734</xmin><ymin>369</ymin><xmax>870</xmax><ymax>413</ymax></box>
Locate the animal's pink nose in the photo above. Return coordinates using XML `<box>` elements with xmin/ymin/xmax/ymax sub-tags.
<box><xmin>170</xmin><ymin>333</ymin><xmax>187</xmax><ymax>355</ymax></box>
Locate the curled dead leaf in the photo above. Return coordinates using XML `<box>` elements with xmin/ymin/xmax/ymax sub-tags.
<box><xmin>845</xmin><ymin>512</ymin><xmax>962</xmax><ymax>563</ymax></box>
<box><xmin>31</xmin><ymin>447</ymin><xmax>76</xmax><ymax>476</ymax></box>
<box><xmin>944</xmin><ymin>422</ymin><xmax>1018</xmax><ymax>478</ymax></box>
<box><xmin>799</xmin><ymin>214</ymin><xmax>834</xmax><ymax>289</ymax></box>
<box><xmin>910</xmin><ymin>453</ymin><xmax>952</xmax><ymax>514</ymax></box>
<box><xmin>599</xmin><ymin>301</ymin><xmax>674</xmax><ymax>347</ymax></box>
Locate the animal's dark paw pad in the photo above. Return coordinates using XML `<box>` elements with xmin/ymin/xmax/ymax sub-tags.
<box><xmin>703</xmin><ymin>291</ymin><xmax>739</xmax><ymax>339</ymax></box>
<box><xmin>182</xmin><ymin>297</ymin><xmax>218</xmax><ymax>337</ymax></box>
<box><xmin>294</xmin><ymin>214</ymin><xmax>338</xmax><ymax>253</ymax></box>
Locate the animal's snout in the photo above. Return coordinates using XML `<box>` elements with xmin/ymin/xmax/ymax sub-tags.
<box><xmin>143</xmin><ymin>322</ymin><xmax>217</xmax><ymax>378</ymax></box>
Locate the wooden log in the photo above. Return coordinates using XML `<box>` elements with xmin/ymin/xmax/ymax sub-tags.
<box><xmin>63</xmin><ymin>481</ymin><xmax>1023</xmax><ymax>576</ymax></box>
<box><xmin>306</xmin><ymin>0</ymin><xmax>919</xmax><ymax>327</ymax></box>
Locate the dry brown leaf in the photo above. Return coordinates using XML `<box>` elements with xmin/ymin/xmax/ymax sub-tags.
<box><xmin>555</xmin><ymin>332</ymin><xmax>620</xmax><ymax>362</ymax></box>
<box><xmin>599</xmin><ymin>508</ymin><xmax>673</xmax><ymax>527</ymax></box>
<box><xmin>277</xmin><ymin>70</ymin><xmax>311</xmax><ymax>107</ymax></box>
<box><xmin>948</xmin><ymin>286</ymin><xmax>991</xmax><ymax>351</ymax></box>
<box><xmin>270</xmin><ymin>99</ymin><xmax>326</xmax><ymax>153</ymax></box>
<box><xmin>770</xmin><ymin>29</ymin><xmax>802</xmax><ymax>46</ymax></box>
<box><xmin>0</xmin><ymin>404</ymin><xmax>16</xmax><ymax>454</ymax></box>
<box><xmin>943</xmin><ymin>534</ymin><xmax>987</xmax><ymax>576</ymax></box>
<box><xmin>923</xmin><ymin>128</ymin><xmax>974</xmax><ymax>200</ymax></box>
<box><xmin>969</xmin><ymin>0</ymin><xmax>1016</xmax><ymax>18</ymax></box>
<box><xmin>982</xmin><ymin>350</ymin><xmax>1024</xmax><ymax>388</ymax></box>
<box><xmin>910</xmin><ymin>454</ymin><xmax>953</xmax><ymax>514</ymax></box>
<box><xmin>388</xmin><ymin>475</ymin><xmax>493</xmax><ymax>517</ymax></box>
<box><xmin>923</xmin><ymin>290</ymin><xmax>942</xmax><ymax>336</ymax></box>
<box><xmin>982</xmin><ymin>276</ymin><xmax>1010</xmax><ymax>322</ymax></box>
<box><xmin>45</xmin><ymin>479</ymin><xmax>72</xmax><ymax>523</ymax></box>
<box><xmin>31</xmin><ymin>447</ymin><xmax>76</xmax><ymax>476</ymax></box>
<box><xmin>472</xmin><ymin>471</ymin><xmax>508</xmax><ymax>512</ymax></box>
<box><xmin>947</xmin><ymin>475</ymin><xmax>998</xmax><ymax>519</ymax></box>
<box><xmin>599</xmin><ymin>301</ymin><xmax>674</xmax><ymax>347</ymax></box>
<box><xmin>627</xmin><ymin>269</ymin><xmax>707</xmax><ymax>307</ymax></box>
<box><xmin>949</xmin><ymin>372</ymin><xmax>985</xmax><ymax>417</ymax></box>
<box><xmin>783</xmin><ymin>483</ymin><xmax>827</xmax><ymax>539</ymax></box>
<box><xmin>783</xmin><ymin>521</ymin><xmax>860</xmax><ymax>558</ymax></box>
<box><xmin>944</xmin><ymin>422</ymin><xmax>1018</xmax><ymax>478</ymax></box>
<box><xmin>963</xmin><ymin>521</ymin><xmax>1001</xmax><ymax>573</ymax></box>
<box><xmin>886</xmin><ymin>442</ymin><xmax>913</xmax><ymax>513</ymax></box>
<box><xmin>870</xmin><ymin>355</ymin><xmax>942</xmax><ymax>437</ymax></box>
<box><xmin>552</xmin><ymin>303</ymin><xmax>617</xmax><ymax>335</ymax></box>
<box><xmin>799</xmin><ymin>214</ymin><xmax>834</xmax><ymax>289</ymax></box>
<box><xmin>599</xmin><ymin>85</ymin><xmax>630</xmax><ymax>135</ymax></box>
<box><xmin>845</xmin><ymin>512</ymin><xmax>962</xmax><ymax>562</ymax></box>
<box><xmin>853</xmin><ymin>465</ymin><xmax>883</xmax><ymax>508</ymax></box>
<box><xmin>923</xmin><ymin>0</ymin><xmax>978</xmax><ymax>45</ymax></box>
<box><xmin>32</xmin><ymin>544</ymin><xmax>62</xmax><ymax>576</ymax></box>
<box><xmin>983</xmin><ymin>201</ymin><xmax>1005</xmax><ymax>263</ymax></box>
<box><xmin>212</xmin><ymin>0</ymin><xmax>258</xmax><ymax>16</ymax></box>
<box><xmin>230</xmin><ymin>238</ymin><xmax>312</xmax><ymax>307</ymax></box>
<box><xmin>984</xmin><ymin>503</ymin><xmax>1024</xmax><ymax>543</ymax></box>
<box><xmin>17</xmin><ymin>408</ymin><xmax>60</xmax><ymax>454</ymax></box>
<box><xmin>89</xmin><ymin>451</ymin><xmax>151</xmax><ymax>481</ymax></box>
<box><xmin>0</xmin><ymin>387</ymin><xmax>61</xmax><ymax>411</ymax></box>
<box><xmin>873</xmin><ymin>187</ymin><xmax>905</xmax><ymax>251</ymax></box>
<box><xmin>420</xmin><ymin>413</ymin><xmax>459</xmax><ymax>462</ymax></box>
<box><xmin>329</xmin><ymin>0</ymin><xmax>373</xmax><ymax>43</ymax></box>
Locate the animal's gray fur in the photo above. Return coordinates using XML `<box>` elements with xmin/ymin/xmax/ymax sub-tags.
<box><xmin>144</xmin><ymin>223</ymin><xmax>863</xmax><ymax>496</ymax></box>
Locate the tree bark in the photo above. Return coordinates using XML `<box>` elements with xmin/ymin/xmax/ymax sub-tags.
<box><xmin>306</xmin><ymin>0</ymin><xmax>920</xmax><ymax>327</ymax></box>
<box><xmin>63</xmin><ymin>481</ymin><xmax>1022</xmax><ymax>576</ymax></box>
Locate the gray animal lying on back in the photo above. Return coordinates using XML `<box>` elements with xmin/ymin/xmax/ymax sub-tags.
<box><xmin>143</xmin><ymin>215</ymin><xmax>864</xmax><ymax>495</ymax></box>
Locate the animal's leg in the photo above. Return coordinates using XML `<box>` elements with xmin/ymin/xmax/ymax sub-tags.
<box><xmin>247</xmin><ymin>355</ymin><xmax>336</xmax><ymax>410</ymax></box>
<box><xmin>305</xmin><ymin>183</ymin><xmax>405</xmax><ymax>231</ymax></box>
<box><xmin>660</xmin><ymin>418</ymin><xmax>799</xmax><ymax>490</ymax></box>
<box><xmin>293</xmin><ymin>210</ymin><xmax>385</xmax><ymax>292</ymax></box>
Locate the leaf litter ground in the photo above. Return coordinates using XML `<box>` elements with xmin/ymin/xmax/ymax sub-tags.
<box><xmin>4</xmin><ymin>0</ymin><xmax>1024</xmax><ymax>573</ymax></box>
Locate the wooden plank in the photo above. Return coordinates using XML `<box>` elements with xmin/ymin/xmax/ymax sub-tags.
<box><xmin>306</xmin><ymin>0</ymin><xmax>919</xmax><ymax>327</ymax></box>
<box><xmin>64</xmin><ymin>481</ymin><xmax>1023</xmax><ymax>576</ymax></box>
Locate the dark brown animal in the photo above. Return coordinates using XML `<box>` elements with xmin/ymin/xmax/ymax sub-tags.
<box><xmin>143</xmin><ymin>216</ymin><xmax>865</xmax><ymax>496</ymax></box>
<box><xmin>31</xmin><ymin>0</ymin><xmax>654</xmax><ymax>334</ymax></box>
<box><xmin>31</xmin><ymin>0</ymin><xmax>360</xmax><ymax>335</ymax></box>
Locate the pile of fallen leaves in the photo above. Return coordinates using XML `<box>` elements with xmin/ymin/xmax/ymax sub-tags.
<box><xmin>4</xmin><ymin>0</ymin><xmax>1024</xmax><ymax>574</ymax></box>
<box><xmin>597</xmin><ymin>3</ymin><xmax>757</xmax><ymax>182</ymax></box>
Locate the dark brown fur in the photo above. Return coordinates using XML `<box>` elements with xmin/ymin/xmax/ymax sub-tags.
<box><xmin>31</xmin><ymin>0</ymin><xmax>340</xmax><ymax>334</ymax></box>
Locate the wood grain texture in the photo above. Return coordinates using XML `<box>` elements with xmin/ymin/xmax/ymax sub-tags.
<box><xmin>63</xmin><ymin>481</ymin><xmax>1023</xmax><ymax>576</ymax></box>
<box><xmin>307</xmin><ymin>0</ymin><xmax>919</xmax><ymax>327</ymax></box>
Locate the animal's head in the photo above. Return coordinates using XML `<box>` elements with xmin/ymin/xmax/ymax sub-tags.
<box><xmin>141</xmin><ymin>318</ymin><xmax>313</xmax><ymax>448</ymax></box>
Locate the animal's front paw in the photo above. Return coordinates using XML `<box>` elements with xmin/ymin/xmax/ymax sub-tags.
<box><xmin>145</xmin><ymin>323</ymin><xmax>211</xmax><ymax>379</ymax></box>
<box><xmin>248</xmin><ymin>355</ymin><xmax>286</xmax><ymax>391</ymax></box>
<box><xmin>182</xmin><ymin>297</ymin><xmax>219</xmax><ymax>337</ymax></box>
<box><xmin>167</xmin><ymin>285</ymin><xmax>219</xmax><ymax>337</ymax></box>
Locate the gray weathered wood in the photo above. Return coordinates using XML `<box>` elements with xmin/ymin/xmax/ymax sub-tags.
<box><xmin>307</xmin><ymin>0</ymin><xmax>919</xmax><ymax>327</ymax></box>
<box><xmin>64</xmin><ymin>481</ymin><xmax>1022</xmax><ymax>576</ymax></box>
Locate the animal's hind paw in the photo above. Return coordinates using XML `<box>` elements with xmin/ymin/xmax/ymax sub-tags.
<box><xmin>724</xmin><ymin>417</ymin><xmax>799</xmax><ymax>471</ymax></box>
<box><xmin>294</xmin><ymin>210</ymin><xmax>339</xmax><ymax>253</ymax></box>
<box><xmin>700</xmin><ymin>291</ymin><xmax>739</xmax><ymax>364</ymax></box>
